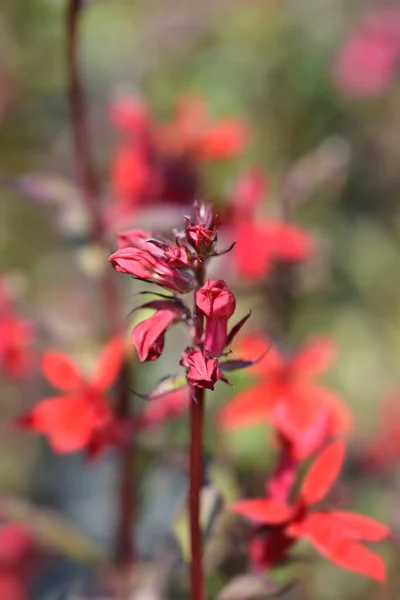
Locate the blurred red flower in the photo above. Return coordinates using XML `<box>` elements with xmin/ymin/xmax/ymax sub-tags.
<box><xmin>217</xmin><ymin>335</ymin><xmax>351</xmax><ymax>459</ymax></box>
<box><xmin>109</xmin><ymin>95</ymin><xmax>249</xmax><ymax>224</ymax></box>
<box><xmin>18</xmin><ymin>337</ymin><xmax>124</xmax><ymax>453</ymax></box>
<box><xmin>333</xmin><ymin>7</ymin><xmax>400</xmax><ymax>98</ymax></box>
<box><xmin>233</xmin><ymin>440</ymin><xmax>388</xmax><ymax>581</ymax></box>
<box><xmin>0</xmin><ymin>280</ymin><xmax>35</xmax><ymax>381</ymax></box>
<box><xmin>230</xmin><ymin>170</ymin><xmax>314</xmax><ymax>280</ymax></box>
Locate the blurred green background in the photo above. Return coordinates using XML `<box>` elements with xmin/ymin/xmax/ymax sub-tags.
<box><xmin>1</xmin><ymin>0</ymin><xmax>400</xmax><ymax>598</ymax></box>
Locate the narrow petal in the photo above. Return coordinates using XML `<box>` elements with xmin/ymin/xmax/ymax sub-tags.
<box><xmin>309</xmin><ymin>521</ymin><xmax>386</xmax><ymax>582</ymax></box>
<box><xmin>330</xmin><ymin>512</ymin><xmax>389</xmax><ymax>541</ymax></box>
<box><xmin>216</xmin><ymin>383</ymin><xmax>275</xmax><ymax>430</ymax></box>
<box><xmin>41</xmin><ymin>352</ymin><xmax>83</xmax><ymax>391</ymax></box>
<box><xmin>233</xmin><ymin>224</ymin><xmax>274</xmax><ymax>280</ymax></box>
<box><xmin>231</xmin><ymin>499</ymin><xmax>293</xmax><ymax>524</ymax></box>
<box><xmin>90</xmin><ymin>336</ymin><xmax>125</xmax><ymax>390</ymax></box>
<box><xmin>290</xmin><ymin>337</ymin><xmax>337</xmax><ymax>377</ymax></box>
<box><xmin>300</xmin><ymin>439</ymin><xmax>346</xmax><ymax>505</ymax></box>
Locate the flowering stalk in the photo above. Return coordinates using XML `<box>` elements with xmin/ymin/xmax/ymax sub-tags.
<box><xmin>110</xmin><ymin>203</ymin><xmax>255</xmax><ymax>598</ymax></box>
<box><xmin>190</xmin><ymin>263</ymin><xmax>206</xmax><ymax>600</ymax></box>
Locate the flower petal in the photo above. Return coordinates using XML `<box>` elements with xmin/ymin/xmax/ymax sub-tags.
<box><xmin>233</xmin><ymin>334</ymin><xmax>283</xmax><ymax>377</ymax></box>
<box><xmin>231</xmin><ymin>499</ymin><xmax>293</xmax><ymax>524</ymax></box>
<box><xmin>90</xmin><ymin>336</ymin><xmax>125</xmax><ymax>390</ymax></box>
<box><xmin>25</xmin><ymin>395</ymin><xmax>94</xmax><ymax>453</ymax></box>
<box><xmin>300</xmin><ymin>439</ymin><xmax>346</xmax><ymax>505</ymax></box>
<box><xmin>217</xmin><ymin>383</ymin><xmax>275</xmax><ymax>430</ymax></box>
<box><xmin>329</xmin><ymin>511</ymin><xmax>389</xmax><ymax>541</ymax></box>
<box><xmin>290</xmin><ymin>337</ymin><xmax>337</xmax><ymax>377</ymax></box>
<box><xmin>41</xmin><ymin>352</ymin><xmax>83</xmax><ymax>391</ymax></box>
<box><xmin>306</xmin><ymin>385</ymin><xmax>352</xmax><ymax>435</ymax></box>
<box><xmin>308</xmin><ymin>517</ymin><xmax>386</xmax><ymax>582</ymax></box>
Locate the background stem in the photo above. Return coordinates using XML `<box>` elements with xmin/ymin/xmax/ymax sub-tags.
<box><xmin>66</xmin><ymin>0</ymin><xmax>135</xmax><ymax>576</ymax></box>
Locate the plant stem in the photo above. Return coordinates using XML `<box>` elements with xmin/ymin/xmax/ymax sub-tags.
<box><xmin>190</xmin><ymin>263</ymin><xmax>206</xmax><ymax>600</ymax></box>
<box><xmin>66</xmin><ymin>0</ymin><xmax>134</xmax><ymax>576</ymax></box>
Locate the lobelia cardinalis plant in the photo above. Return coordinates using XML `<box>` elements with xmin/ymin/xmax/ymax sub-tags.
<box><xmin>109</xmin><ymin>202</ymin><xmax>261</xmax><ymax>600</ymax></box>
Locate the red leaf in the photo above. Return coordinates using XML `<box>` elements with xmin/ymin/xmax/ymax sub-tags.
<box><xmin>300</xmin><ymin>439</ymin><xmax>345</xmax><ymax>505</ymax></box>
<box><xmin>90</xmin><ymin>337</ymin><xmax>124</xmax><ymax>390</ymax></box>
<box><xmin>330</xmin><ymin>511</ymin><xmax>389</xmax><ymax>541</ymax></box>
<box><xmin>231</xmin><ymin>499</ymin><xmax>293</xmax><ymax>524</ymax></box>
<box><xmin>290</xmin><ymin>337</ymin><xmax>337</xmax><ymax>377</ymax></box>
<box><xmin>41</xmin><ymin>352</ymin><xmax>83</xmax><ymax>391</ymax></box>
<box><xmin>217</xmin><ymin>383</ymin><xmax>275</xmax><ymax>430</ymax></box>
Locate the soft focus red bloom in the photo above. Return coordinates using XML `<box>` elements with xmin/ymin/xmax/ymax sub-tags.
<box><xmin>195</xmin><ymin>280</ymin><xmax>236</xmax><ymax>356</ymax></box>
<box><xmin>232</xmin><ymin>441</ymin><xmax>388</xmax><ymax>581</ymax></box>
<box><xmin>333</xmin><ymin>7</ymin><xmax>400</xmax><ymax>98</ymax></box>
<box><xmin>181</xmin><ymin>348</ymin><xmax>229</xmax><ymax>391</ymax></box>
<box><xmin>0</xmin><ymin>524</ymin><xmax>38</xmax><ymax>600</ymax></box>
<box><xmin>108</xmin><ymin>95</ymin><xmax>249</xmax><ymax>224</ymax></box>
<box><xmin>230</xmin><ymin>170</ymin><xmax>314</xmax><ymax>280</ymax></box>
<box><xmin>0</xmin><ymin>281</ymin><xmax>34</xmax><ymax>381</ymax></box>
<box><xmin>218</xmin><ymin>335</ymin><xmax>351</xmax><ymax>459</ymax></box>
<box><xmin>19</xmin><ymin>337</ymin><xmax>124</xmax><ymax>453</ymax></box>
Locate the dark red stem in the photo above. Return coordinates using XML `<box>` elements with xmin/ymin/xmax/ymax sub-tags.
<box><xmin>66</xmin><ymin>0</ymin><xmax>134</xmax><ymax>571</ymax></box>
<box><xmin>190</xmin><ymin>264</ymin><xmax>206</xmax><ymax>600</ymax></box>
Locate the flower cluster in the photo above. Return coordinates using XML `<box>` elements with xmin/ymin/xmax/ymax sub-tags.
<box><xmin>109</xmin><ymin>203</ymin><xmax>252</xmax><ymax>398</ymax></box>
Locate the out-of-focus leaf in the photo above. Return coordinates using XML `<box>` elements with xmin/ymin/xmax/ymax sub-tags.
<box><xmin>0</xmin><ymin>496</ymin><xmax>105</xmax><ymax>565</ymax></box>
<box><xmin>172</xmin><ymin>485</ymin><xmax>222</xmax><ymax>562</ymax></box>
<box><xmin>131</xmin><ymin>374</ymin><xmax>187</xmax><ymax>400</ymax></box>
<box><xmin>217</xmin><ymin>573</ymin><xmax>295</xmax><ymax>600</ymax></box>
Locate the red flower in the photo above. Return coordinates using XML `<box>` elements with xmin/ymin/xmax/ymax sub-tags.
<box><xmin>218</xmin><ymin>335</ymin><xmax>351</xmax><ymax>459</ymax></box>
<box><xmin>195</xmin><ymin>280</ymin><xmax>236</xmax><ymax>356</ymax></box>
<box><xmin>133</xmin><ymin>302</ymin><xmax>186</xmax><ymax>362</ymax></box>
<box><xmin>181</xmin><ymin>348</ymin><xmax>229</xmax><ymax>391</ymax></box>
<box><xmin>360</xmin><ymin>390</ymin><xmax>400</xmax><ymax>471</ymax></box>
<box><xmin>229</xmin><ymin>169</ymin><xmax>314</xmax><ymax>280</ymax></box>
<box><xmin>0</xmin><ymin>281</ymin><xmax>34</xmax><ymax>381</ymax></box>
<box><xmin>232</xmin><ymin>441</ymin><xmax>388</xmax><ymax>581</ymax></box>
<box><xmin>109</xmin><ymin>247</ymin><xmax>194</xmax><ymax>293</ymax></box>
<box><xmin>0</xmin><ymin>524</ymin><xmax>38</xmax><ymax>600</ymax></box>
<box><xmin>18</xmin><ymin>337</ymin><xmax>124</xmax><ymax>453</ymax></box>
<box><xmin>333</xmin><ymin>7</ymin><xmax>400</xmax><ymax>99</ymax></box>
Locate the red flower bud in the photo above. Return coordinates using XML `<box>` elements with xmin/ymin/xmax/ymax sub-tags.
<box><xmin>195</xmin><ymin>280</ymin><xmax>236</xmax><ymax>320</ymax></box>
<box><xmin>109</xmin><ymin>247</ymin><xmax>194</xmax><ymax>293</ymax></box>
<box><xmin>195</xmin><ymin>280</ymin><xmax>236</xmax><ymax>356</ymax></box>
<box><xmin>164</xmin><ymin>244</ymin><xmax>191</xmax><ymax>268</ymax></box>
<box><xmin>186</xmin><ymin>224</ymin><xmax>216</xmax><ymax>255</ymax></box>
<box><xmin>133</xmin><ymin>309</ymin><xmax>179</xmax><ymax>362</ymax></box>
<box><xmin>181</xmin><ymin>347</ymin><xmax>229</xmax><ymax>391</ymax></box>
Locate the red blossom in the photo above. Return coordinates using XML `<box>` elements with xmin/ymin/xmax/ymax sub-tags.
<box><xmin>186</xmin><ymin>225</ymin><xmax>216</xmax><ymax>255</ymax></box>
<box><xmin>18</xmin><ymin>337</ymin><xmax>124</xmax><ymax>454</ymax></box>
<box><xmin>333</xmin><ymin>7</ymin><xmax>400</xmax><ymax>98</ymax></box>
<box><xmin>218</xmin><ymin>335</ymin><xmax>351</xmax><ymax>460</ymax></box>
<box><xmin>0</xmin><ymin>524</ymin><xmax>39</xmax><ymax>600</ymax></box>
<box><xmin>232</xmin><ymin>441</ymin><xmax>388</xmax><ymax>581</ymax></box>
<box><xmin>181</xmin><ymin>348</ymin><xmax>229</xmax><ymax>391</ymax></box>
<box><xmin>0</xmin><ymin>280</ymin><xmax>35</xmax><ymax>381</ymax></box>
<box><xmin>229</xmin><ymin>169</ymin><xmax>314</xmax><ymax>280</ymax></box>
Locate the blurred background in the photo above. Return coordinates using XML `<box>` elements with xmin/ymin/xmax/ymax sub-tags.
<box><xmin>1</xmin><ymin>0</ymin><xmax>400</xmax><ymax>598</ymax></box>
